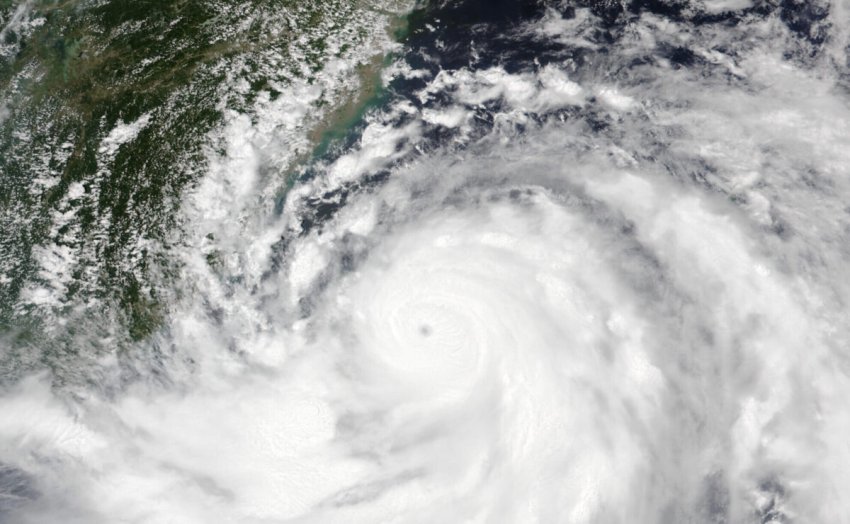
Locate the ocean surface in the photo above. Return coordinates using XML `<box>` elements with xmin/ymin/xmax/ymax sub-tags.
<box><xmin>2</xmin><ymin>0</ymin><xmax>850</xmax><ymax>522</ymax></box>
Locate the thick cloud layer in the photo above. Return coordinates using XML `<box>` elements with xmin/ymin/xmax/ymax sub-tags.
<box><xmin>3</xmin><ymin>1</ymin><xmax>850</xmax><ymax>522</ymax></box>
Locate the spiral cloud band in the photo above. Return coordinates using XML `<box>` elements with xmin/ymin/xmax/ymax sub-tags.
<box><xmin>3</xmin><ymin>1</ymin><xmax>850</xmax><ymax>522</ymax></box>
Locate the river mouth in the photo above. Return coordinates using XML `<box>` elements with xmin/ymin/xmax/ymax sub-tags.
<box><xmin>2</xmin><ymin>0</ymin><xmax>850</xmax><ymax>522</ymax></box>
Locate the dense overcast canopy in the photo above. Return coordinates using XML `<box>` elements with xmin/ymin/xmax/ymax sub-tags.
<box><xmin>2</xmin><ymin>1</ymin><xmax>850</xmax><ymax>522</ymax></box>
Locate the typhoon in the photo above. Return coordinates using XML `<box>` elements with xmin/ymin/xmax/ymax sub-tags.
<box><xmin>2</xmin><ymin>0</ymin><xmax>850</xmax><ymax>522</ymax></box>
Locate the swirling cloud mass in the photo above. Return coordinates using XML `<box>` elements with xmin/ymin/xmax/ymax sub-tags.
<box><xmin>3</xmin><ymin>1</ymin><xmax>850</xmax><ymax>522</ymax></box>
